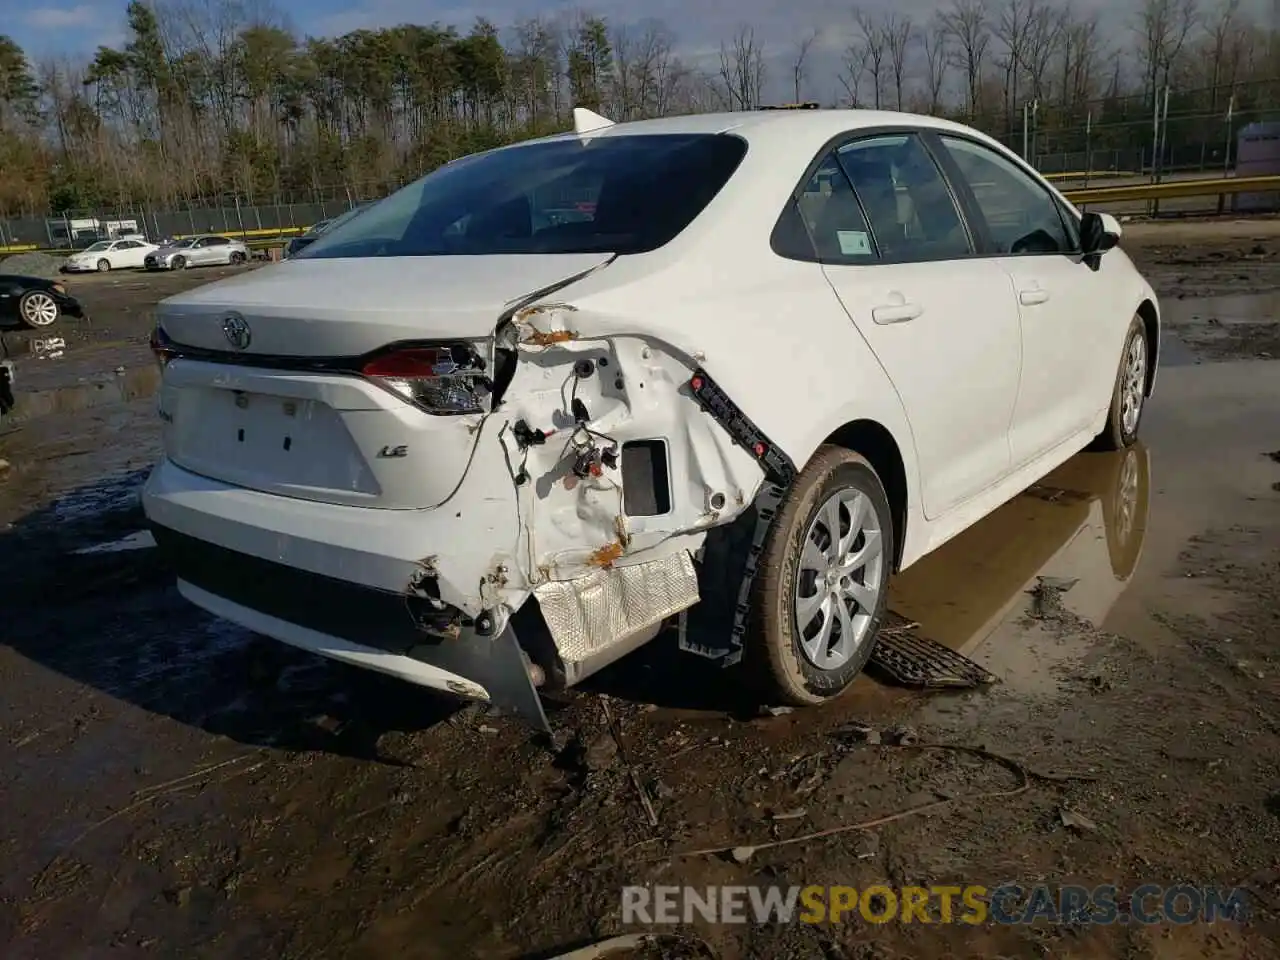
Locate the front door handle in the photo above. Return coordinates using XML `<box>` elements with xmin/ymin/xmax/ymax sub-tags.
<box><xmin>871</xmin><ymin>301</ymin><xmax>923</xmax><ymax>324</ymax></box>
<box><xmin>1019</xmin><ymin>287</ymin><xmax>1050</xmax><ymax>306</ymax></box>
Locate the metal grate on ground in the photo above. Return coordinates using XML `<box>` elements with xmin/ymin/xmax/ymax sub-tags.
<box><xmin>869</xmin><ymin>612</ymin><xmax>999</xmax><ymax>689</ymax></box>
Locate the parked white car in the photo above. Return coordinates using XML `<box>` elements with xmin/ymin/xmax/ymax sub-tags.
<box><xmin>142</xmin><ymin>107</ymin><xmax>1159</xmax><ymax>729</ymax></box>
<box><xmin>62</xmin><ymin>238</ymin><xmax>158</xmax><ymax>273</ymax></box>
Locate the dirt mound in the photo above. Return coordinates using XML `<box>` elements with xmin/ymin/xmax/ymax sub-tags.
<box><xmin>0</xmin><ymin>252</ymin><xmax>66</xmax><ymax>279</ymax></box>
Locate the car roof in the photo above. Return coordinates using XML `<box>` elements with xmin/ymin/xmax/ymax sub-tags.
<box><xmin>526</xmin><ymin>108</ymin><xmax>986</xmax><ymax>146</ymax></box>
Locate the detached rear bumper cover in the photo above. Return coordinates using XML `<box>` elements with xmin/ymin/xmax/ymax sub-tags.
<box><xmin>147</xmin><ymin>503</ymin><xmax>550</xmax><ymax>729</ymax></box>
<box><xmin>143</xmin><ymin>456</ymin><xmax>517</xmax><ymax>617</ymax></box>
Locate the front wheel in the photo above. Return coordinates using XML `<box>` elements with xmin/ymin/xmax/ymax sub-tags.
<box><xmin>96</xmin><ymin>259</ymin><xmax>111</xmax><ymax>272</ymax></box>
<box><xmin>18</xmin><ymin>290</ymin><xmax>60</xmax><ymax>328</ymax></box>
<box><xmin>229</xmin><ymin>250</ymin><xmax>246</xmax><ymax>265</ymax></box>
<box><xmin>748</xmin><ymin>445</ymin><xmax>894</xmax><ymax>705</ymax></box>
<box><xmin>171</xmin><ymin>255</ymin><xmax>187</xmax><ymax>270</ymax></box>
<box><xmin>1092</xmin><ymin>316</ymin><xmax>1149</xmax><ymax>451</ymax></box>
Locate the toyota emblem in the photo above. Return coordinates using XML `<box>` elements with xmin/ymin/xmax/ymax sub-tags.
<box><xmin>222</xmin><ymin>313</ymin><xmax>252</xmax><ymax>350</ymax></box>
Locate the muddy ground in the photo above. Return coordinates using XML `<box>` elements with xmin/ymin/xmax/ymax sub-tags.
<box><xmin>2</xmin><ymin>221</ymin><xmax>1280</xmax><ymax>959</ymax></box>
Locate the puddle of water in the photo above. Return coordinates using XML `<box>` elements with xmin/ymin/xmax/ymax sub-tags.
<box><xmin>9</xmin><ymin>364</ymin><xmax>160</xmax><ymax>422</ymax></box>
<box><xmin>889</xmin><ymin>444</ymin><xmax>1150</xmax><ymax>695</ymax></box>
<box><xmin>1161</xmin><ymin>292</ymin><xmax>1280</xmax><ymax>359</ymax></box>
<box><xmin>1160</xmin><ymin>332</ymin><xmax>1199</xmax><ymax>367</ymax></box>
<box><xmin>881</xmin><ymin>350</ymin><xmax>1280</xmax><ymax>705</ymax></box>
<box><xmin>1163</xmin><ymin>290</ymin><xmax>1280</xmax><ymax>326</ymax></box>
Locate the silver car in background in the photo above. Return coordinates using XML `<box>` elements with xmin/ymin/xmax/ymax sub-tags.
<box><xmin>145</xmin><ymin>235</ymin><xmax>250</xmax><ymax>271</ymax></box>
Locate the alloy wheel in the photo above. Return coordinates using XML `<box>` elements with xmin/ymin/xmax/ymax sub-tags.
<box><xmin>793</xmin><ymin>487</ymin><xmax>887</xmax><ymax>670</ymax></box>
<box><xmin>1120</xmin><ymin>333</ymin><xmax>1146</xmax><ymax>436</ymax></box>
<box><xmin>21</xmin><ymin>292</ymin><xmax>58</xmax><ymax>326</ymax></box>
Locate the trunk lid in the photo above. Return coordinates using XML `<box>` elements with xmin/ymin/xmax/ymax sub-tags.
<box><xmin>156</xmin><ymin>254</ymin><xmax>612</xmax><ymax>357</ymax></box>
<box><xmin>156</xmin><ymin>253</ymin><xmax>611</xmax><ymax>508</ymax></box>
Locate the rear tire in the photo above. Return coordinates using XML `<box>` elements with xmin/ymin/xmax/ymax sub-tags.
<box><xmin>748</xmin><ymin>445</ymin><xmax>894</xmax><ymax>706</ymax></box>
<box><xmin>1093</xmin><ymin>315</ymin><xmax>1148</xmax><ymax>451</ymax></box>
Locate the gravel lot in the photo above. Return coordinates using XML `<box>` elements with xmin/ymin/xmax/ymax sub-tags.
<box><xmin>2</xmin><ymin>224</ymin><xmax>1280</xmax><ymax>959</ymax></box>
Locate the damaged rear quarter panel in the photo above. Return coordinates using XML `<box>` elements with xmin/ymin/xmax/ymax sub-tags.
<box><xmin>490</xmin><ymin>247</ymin><xmax>924</xmax><ymax>582</ymax></box>
<box><xmin>500</xmin><ymin>302</ymin><xmax>764</xmax><ymax>582</ymax></box>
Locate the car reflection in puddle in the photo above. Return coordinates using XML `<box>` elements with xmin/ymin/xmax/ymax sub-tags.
<box><xmin>886</xmin><ymin>443</ymin><xmax>1150</xmax><ymax>697</ymax></box>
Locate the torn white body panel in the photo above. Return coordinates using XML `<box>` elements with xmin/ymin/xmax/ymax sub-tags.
<box><xmin>500</xmin><ymin>308</ymin><xmax>765</xmax><ymax>580</ymax></box>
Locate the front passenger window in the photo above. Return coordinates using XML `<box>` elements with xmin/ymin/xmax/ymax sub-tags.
<box><xmin>938</xmin><ymin>136</ymin><xmax>1072</xmax><ymax>255</ymax></box>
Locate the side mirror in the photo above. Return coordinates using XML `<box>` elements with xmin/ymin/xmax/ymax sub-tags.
<box><xmin>1080</xmin><ymin>211</ymin><xmax>1121</xmax><ymax>256</ymax></box>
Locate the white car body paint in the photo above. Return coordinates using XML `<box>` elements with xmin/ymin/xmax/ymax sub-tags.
<box><xmin>141</xmin><ymin>108</ymin><xmax>1160</xmax><ymax>722</ymax></box>
<box><xmin>64</xmin><ymin>239</ymin><xmax>159</xmax><ymax>272</ymax></box>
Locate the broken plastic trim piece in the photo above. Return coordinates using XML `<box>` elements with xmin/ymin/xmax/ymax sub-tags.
<box><xmin>681</xmin><ymin>369</ymin><xmax>796</xmax><ymax>667</ymax></box>
<box><xmin>687</xmin><ymin>368</ymin><xmax>796</xmax><ymax>484</ymax></box>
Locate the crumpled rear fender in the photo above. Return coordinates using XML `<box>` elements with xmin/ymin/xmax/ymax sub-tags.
<box><xmin>493</xmin><ymin>301</ymin><xmax>767</xmax><ymax>584</ymax></box>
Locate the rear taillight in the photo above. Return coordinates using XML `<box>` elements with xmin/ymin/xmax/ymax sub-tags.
<box><xmin>150</xmin><ymin>325</ymin><xmax>177</xmax><ymax>370</ymax></box>
<box><xmin>361</xmin><ymin>344</ymin><xmax>490</xmax><ymax>415</ymax></box>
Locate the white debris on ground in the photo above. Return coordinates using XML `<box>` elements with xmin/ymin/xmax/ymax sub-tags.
<box><xmin>71</xmin><ymin>530</ymin><xmax>156</xmax><ymax>554</ymax></box>
<box><xmin>0</xmin><ymin>252</ymin><xmax>67</xmax><ymax>278</ymax></box>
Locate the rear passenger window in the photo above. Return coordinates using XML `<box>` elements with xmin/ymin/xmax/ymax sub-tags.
<box><xmin>794</xmin><ymin>154</ymin><xmax>878</xmax><ymax>263</ymax></box>
<box><xmin>836</xmin><ymin>134</ymin><xmax>971</xmax><ymax>262</ymax></box>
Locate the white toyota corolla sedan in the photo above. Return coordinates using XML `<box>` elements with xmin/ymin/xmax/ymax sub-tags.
<box><xmin>142</xmin><ymin>107</ymin><xmax>1158</xmax><ymax>729</ymax></box>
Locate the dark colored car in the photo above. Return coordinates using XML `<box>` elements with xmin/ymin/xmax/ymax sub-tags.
<box><xmin>284</xmin><ymin>202</ymin><xmax>376</xmax><ymax>259</ymax></box>
<box><xmin>0</xmin><ymin>275</ymin><xmax>85</xmax><ymax>329</ymax></box>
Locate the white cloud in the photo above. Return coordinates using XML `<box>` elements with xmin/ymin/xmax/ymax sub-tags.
<box><xmin>23</xmin><ymin>5</ymin><xmax>100</xmax><ymax>30</ymax></box>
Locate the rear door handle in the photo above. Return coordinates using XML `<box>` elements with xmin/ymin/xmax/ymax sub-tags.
<box><xmin>1019</xmin><ymin>288</ymin><xmax>1050</xmax><ymax>306</ymax></box>
<box><xmin>871</xmin><ymin>302</ymin><xmax>923</xmax><ymax>324</ymax></box>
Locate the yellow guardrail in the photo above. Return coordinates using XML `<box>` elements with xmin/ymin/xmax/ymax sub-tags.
<box><xmin>1044</xmin><ymin>171</ymin><xmax>1139</xmax><ymax>181</ymax></box>
<box><xmin>5</xmin><ymin>176</ymin><xmax>1280</xmax><ymax>257</ymax></box>
<box><xmin>0</xmin><ymin>226</ymin><xmax>312</xmax><ymax>256</ymax></box>
<box><xmin>1061</xmin><ymin>175</ymin><xmax>1280</xmax><ymax>205</ymax></box>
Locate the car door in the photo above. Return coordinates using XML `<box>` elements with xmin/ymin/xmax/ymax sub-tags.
<box><xmin>798</xmin><ymin>132</ymin><xmax>1023</xmax><ymax>521</ymax></box>
<box><xmin>204</xmin><ymin>237</ymin><xmax>231</xmax><ymax>264</ymax></box>
<box><xmin>931</xmin><ymin>134</ymin><xmax>1110</xmax><ymax>467</ymax></box>
<box><xmin>115</xmin><ymin>240</ymin><xmax>141</xmax><ymax>267</ymax></box>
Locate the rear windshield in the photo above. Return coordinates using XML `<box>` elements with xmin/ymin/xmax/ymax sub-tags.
<box><xmin>298</xmin><ymin>133</ymin><xmax>747</xmax><ymax>259</ymax></box>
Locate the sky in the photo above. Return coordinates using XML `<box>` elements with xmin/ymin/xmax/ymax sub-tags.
<box><xmin>3</xmin><ymin>0</ymin><xmax>930</xmax><ymax>63</ymax></box>
<box><xmin>3</xmin><ymin>0</ymin><xmax>1266</xmax><ymax>103</ymax></box>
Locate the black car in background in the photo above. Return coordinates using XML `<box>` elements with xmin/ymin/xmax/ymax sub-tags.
<box><xmin>284</xmin><ymin>202</ymin><xmax>376</xmax><ymax>259</ymax></box>
<box><xmin>0</xmin><ymin>275</ymin><xmax>84</xmax><ymax>329</ymax></box>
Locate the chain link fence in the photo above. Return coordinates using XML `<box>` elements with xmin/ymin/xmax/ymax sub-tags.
<box><xmin>4</xmin><ymin>78</ymin><xmax>1280</xmax><ymax>251</ymax></box>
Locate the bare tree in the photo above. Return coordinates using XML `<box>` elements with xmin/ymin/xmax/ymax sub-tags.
<box><xmin>637</xmin><ymin>23</ymin><xmax>683</xmax><ymax>117</ymax></box>
<box><xmin>853</xmin><ymin>8</ymin><xmax>890</xmax><ymax>108</ymax></box>
<box><xmin>884</xmin><ymin>14</ymin><xmax>915</xmax><ymax>109</ymax></box>
<box><xmin>993</xmin><ymin>0</ymin><xmax>1038</xmax><ymax>129</ymax></box>
<box><xmin>630</xmin><ymin>21</ymin><xmax>676</xmax><ymax>118</ymax></box>
<box><xmin>921</xmin><ymin>16</ymin><xmax>951</xmax><ymax>112</ymax></box>
<box><xmin>1204</xmin><ymin>0</ymin><xmax>1244</xmax><ymax>105</ymax></box>
<box><xmin>1133</xmin><ymin>0</ymin><xmax>1201</xmax><ymax>98</ymax></box>
<box><xmin>791</xmin><ymin>29</ymin><xmax>821</xmax><ymax>103</ymax></box>
<box><xmin>1021</xmin><ymin>2</ymin><xmax>1065</xmax><ymax>102</ymax></box>
<box><xmin>838</xmin><ymin>40</ymin><xmax>870</xmax><ymax>106</ymax></box>
<box><xmin>717</xmin><ymin>26</ymin><xmax>766</xmax><ymax>110</ymax></box>
<box><xmin>939</xmin><ymin>0</ymin><xmax>991</xmax><ymax>116</ymax></box>
<box><xmin>1056</xmin><ymin>8</ymin><xmax>1101</xmax><ymax>114</ymax></box>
